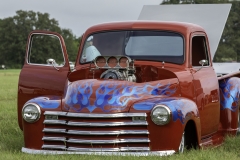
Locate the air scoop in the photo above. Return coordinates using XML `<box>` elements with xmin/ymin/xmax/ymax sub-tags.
<box><xmin>92</xmin><ymin>56</ymin><xmax>136</xmax><ymax>82</ymax></box>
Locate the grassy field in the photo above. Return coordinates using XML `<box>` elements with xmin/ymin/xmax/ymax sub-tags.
<box><xmin>1</xmin><ymin>69</ymin><xmax>240</xmax><ymax>160</ymax></box>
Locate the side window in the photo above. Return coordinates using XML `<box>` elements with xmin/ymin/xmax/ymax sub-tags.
<box><xmin>28</xmin><ymin>34</ymin><xmax>64</xmax><ymax>66</ymax></box>
<box><xmin>192</xmin><ymin>36</ymin><xmax>209</xmax><ymax>67</ymax></box>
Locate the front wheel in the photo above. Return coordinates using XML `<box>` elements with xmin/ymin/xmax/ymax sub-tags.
<box><xmin>237</xmin><ymin>111</ymin><xmax>240</xmax><ymax>134</ymax></box>
<box><xmin>179</xmin><ymin>132</ymin><xmax>185</xmax><ymax>153</ymax></box>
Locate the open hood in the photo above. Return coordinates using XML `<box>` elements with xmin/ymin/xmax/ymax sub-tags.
<box><xmin>138</xmin><ymin>4</ymin><xmax>231</xmax><ymax>60</ymax></box>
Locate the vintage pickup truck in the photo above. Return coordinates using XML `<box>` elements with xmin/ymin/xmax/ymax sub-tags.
<box><xmin>18</xmin><ymin>20</ymin><xmax>240</xmax><ymax>156</ymax></box>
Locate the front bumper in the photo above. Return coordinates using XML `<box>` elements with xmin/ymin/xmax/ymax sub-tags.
<box><xmin>22</xmin><ymin>147</ymin><xmax>175</xmax><ymax>156</ymax></box>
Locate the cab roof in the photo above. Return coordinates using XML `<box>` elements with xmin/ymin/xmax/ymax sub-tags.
<box><xmin>84</xmin><ymin>21</ymin><xmax>205</xmax><ymax>37</ymax></box>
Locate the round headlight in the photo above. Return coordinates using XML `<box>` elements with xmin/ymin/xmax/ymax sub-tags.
<box><xmin>151</xmin><ymin>105</ymin><xmax>171</xmax><ymax>125</ymax></box>
<box><xmin>22</xmin><ymin>103</ymin><xmax>41</xmax><ymax>123</ymax></box>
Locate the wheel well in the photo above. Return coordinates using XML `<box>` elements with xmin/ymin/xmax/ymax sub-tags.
<box><xmin>185</xmin><ymin>120</ymin><xmax>198</xmax><ymax>149</ymax></box>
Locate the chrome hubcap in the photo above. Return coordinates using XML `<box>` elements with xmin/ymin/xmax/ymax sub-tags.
<box><xmin>238</xmin><ymin>113</ymin><xmax>240</xmax><ymax>134</ymax></box>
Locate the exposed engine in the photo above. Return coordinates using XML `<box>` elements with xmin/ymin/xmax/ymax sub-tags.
<box><xmin>91</xmin><ymin>56</ymin><xmax>136</xmax><ymax>82</ymax></box>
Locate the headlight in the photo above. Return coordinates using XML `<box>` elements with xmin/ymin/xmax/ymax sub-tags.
<box><xmin>22</xmin><ymin>103</ymin><xmax>41</xmax><ymax>123</ymax></box>
<box><xmin>151</xmin><ymin>105</ymin><xmax>171</xmax><ymax>125</ymax></box>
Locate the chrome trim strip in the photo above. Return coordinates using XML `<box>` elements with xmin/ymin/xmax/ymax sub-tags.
<box><xmin>120</xmin><ymin>147</ymin><xmax>150</xmax><ymax>151</ymax></box>
<box><xmin>42</xmin><ymin>128</ymin><xmax>149</xmax><ymax>135</ymax></box>
<box><xmin>67</xmin><ymin>121</ymin><xmax>148</xmax><ymax>127</ymax></box>
<box><xmin>42</xmin><ymin>137</ymin><xmax>66</xmax><ymax>142</ymax></box>
<box><xmin>68</xmin><ymin>147</ymin><xmax>150</xmax><ymax>152</ymax></box>
<box><xmin>41</xmin><ymin>145</ymin><xmax>66</xmax><ymax>150</ymax></box>
<box><xmin>66</xmin><ymin>112</ymin><xmax>147</xmax><ymax>118</ymax></box>
<box><xmin>68</xmin><ymin>147</ymin><xmax>119</xmax><ymax>152</ymax></box>
<box><xmin>44</xmin><ymin>111</ymin><xmax>146</xmax><ymax>118</ymax></box>
<box><xmin>43</xmin><ymin>128</ymin><xmax>66</xmax><ymax>133</ymax></box>
<box><xmin>26</xmin><ymin>33</ymin><xmax>66</xmax><ymax>67</ymax></box>
<box><xmin>43</xmin><ymin>120</ymin><xmax>66</xmax><ymax>125</ymax></box>
<box><xmin>67</xmin><ymin>138</ymin><xmax>150</xmax><ymax>144</ymax></box>
<box><xmin>22</xmin><ymin>147</ymin><xmax>175</xmax><ymax>156</ymax></box>
<box><xmin>67</xmin><ymin>130</ymin><xmax>149</xmax><ymax>135</ymax></box>
<box><xmin>44</xmin><ymin>111</ymin><xmax>67</xmax><ymax>116</ymax></box>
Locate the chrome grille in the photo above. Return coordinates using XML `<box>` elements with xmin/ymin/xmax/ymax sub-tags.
<box><xmin>42</xmin><ymin>111</ymin><xmax>150</xmax><ymax>152</ymax></box>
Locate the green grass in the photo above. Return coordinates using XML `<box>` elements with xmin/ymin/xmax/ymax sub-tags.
<box><xmin>0</xmin><ymin>69</ymin><xmax>240</xmax><ymax>159</ymax></box>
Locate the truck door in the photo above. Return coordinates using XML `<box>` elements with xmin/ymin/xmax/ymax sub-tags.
<box><xmin>18</xmin><ymin>31</ymin><xmax>70</xmax><ymax>129</ymax></box>
<box><xmin>190</xmin><ymin>33</ymin><xmax>220</xmax><ymax>136</ymax></box>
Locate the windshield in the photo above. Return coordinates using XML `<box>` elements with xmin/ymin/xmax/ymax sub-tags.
<box><xmin>80</xmin><ymin>30</ymin><xmax>184</xmax><ymax>64</ymax></box>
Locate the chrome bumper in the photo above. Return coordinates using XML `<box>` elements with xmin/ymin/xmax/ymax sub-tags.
<box><xmin>22</xmin><ymin>147</ymin><xmax>175</xmax><ymax>156</ymax></box>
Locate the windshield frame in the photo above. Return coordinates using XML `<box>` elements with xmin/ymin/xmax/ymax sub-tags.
<box><xmin>79</xmin><ymin>29</ymin><xmax>185</xmax><ymax>65</ymax></box>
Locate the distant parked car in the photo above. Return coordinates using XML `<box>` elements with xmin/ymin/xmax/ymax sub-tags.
<box><xmin>0</xmin><ymin>64</ymin><xmax>6</xmax><ymax>69</ymax></box>
<box><xmin>59</xmin><ymin>61</ymin><xmax>74</xmax><ymax>71</ymax></box>
<box><xmin>69</xmin><ymin>61</ymin><xmax>74</xmax><ymax>71</ymax></box>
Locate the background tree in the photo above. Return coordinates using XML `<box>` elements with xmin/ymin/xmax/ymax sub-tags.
<box><xmin>0</xmin><ymin>10</ymin><xmax>79</xmax><ymax>68</ymax></box>
<box><xmin>161</xmin><ymin>0</ymin><xmax>240</xmax><ymax>62</ymax></box>
<box><xmin>216</xmin><ymin>1</ymin><xmax>240</xmax><ymax>62</ymax></box>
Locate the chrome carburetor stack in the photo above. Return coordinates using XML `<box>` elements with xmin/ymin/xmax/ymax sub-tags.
<box><xmin>91</xmin><ymin>56</ymin><xmax>136</xmax><ymax>82</ymax></box>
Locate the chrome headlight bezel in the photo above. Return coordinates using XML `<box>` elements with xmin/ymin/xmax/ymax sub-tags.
<box><xmin>151</xmin><ymin>105</ymin><xmax>171</xmax><ymax>125</ymax></box>
<box><xmin>22</xmin><ymin>103</ymin><xmax>41</xmax><ymax>123</ymax></box>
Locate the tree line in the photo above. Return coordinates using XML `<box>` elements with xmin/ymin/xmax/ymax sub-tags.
<box><xmin>0</xmin><ymin>10</ymin><xmax>81</xmax><ymax>68</ymax></box>
<box><xmin>161</xmin><ymin>0</ymin><xmax>240</xmax><ymax>62</ymax></box>
<box><xmin>0</xmin><ymin>1</ymin><xmax>240</xmax><ymax>68</ymax></box>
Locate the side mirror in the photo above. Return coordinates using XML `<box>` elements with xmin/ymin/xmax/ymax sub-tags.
<box><xmin>46</xmin><ymin>58</ymin><xmax>56</xmax><ymax>65</ymax></box>
<box><xmin>199</xmin><ymin>59</ymin><xmax>208</xmax><ymax>66</ymax></box>
<box><xmin>46</xmin><ymin>58</ymin><xmax>59</xmax><ymax>71</ymax></box>
<box><xmin>193</xmin><ymin>59</ymin><xmax>208</xmax><ymax>73</ymax></box>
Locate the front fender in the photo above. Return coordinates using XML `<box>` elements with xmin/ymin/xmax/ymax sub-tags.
<box><xmin>130</xmin><ymin>97</ymin><xmax>201</xmax><ymax>151</ymax></box>
<box><xmin>22</xmin><ymin>95</ymin><xmax>62</xmax><ymax>149</ymax></box>
<box><xmin>26</xmin><ymin>96</ymin><xmax>62</xmax><ymax>109</ymax></box>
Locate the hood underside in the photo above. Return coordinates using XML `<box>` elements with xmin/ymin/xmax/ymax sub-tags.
<box><xmin>138</xmin><ymin>4</ymin><xmax>231</xmax><ymax>59</ymax></box>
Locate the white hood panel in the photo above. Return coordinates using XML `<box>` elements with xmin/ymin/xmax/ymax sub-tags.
<box><xmin>138</xmin><ymin>4</ymin><xmax>231</xmax><ymax>60</ymax></box>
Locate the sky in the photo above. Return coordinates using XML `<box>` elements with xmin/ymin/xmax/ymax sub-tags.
<box><xmin>0</xmin><ymin>0</ymin><xmax>162</xmax><ymax>37</ymax></box>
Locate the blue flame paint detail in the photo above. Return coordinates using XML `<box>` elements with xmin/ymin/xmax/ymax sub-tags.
<box><xmin>133</xmin><ymin>102</ymin><xmax>155</xmax><ymax>111</ymax></box>
<box><xmin>133</xmin><ymin>98</ymin><xmax>198</xmax><ymax>124</ymax></box>
<box><xmin>64</xmin><ymin>79</ymin><xmax>177</xmax><ymax>113</ymax></box>
<box><xmin>27</xmin><ymin>96</ymin><xmax>61</xmax><ymax>109</ymax></box>
<box><xmin>219</xmin><ymin>77</ymin><xmax>240</xmax><ymax>112</ymax></box>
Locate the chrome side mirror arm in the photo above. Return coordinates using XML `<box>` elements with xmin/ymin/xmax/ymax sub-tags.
<box><xmin>46</xmin><ymin>58</ymin><xmax>59</xmax><ymax>71</ymax></box>
<box><xmin>193</xmin><ymin>59</ymin><xmax>208</xmax><ymax>73</ymax></box>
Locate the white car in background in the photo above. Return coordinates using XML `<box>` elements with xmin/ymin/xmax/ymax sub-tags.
<box><xmin>69</xmin><ymin>61</ymin><xmax>74</xmax><ymax>71</ymax></box>
<box><xmin>1</xmin><ymin>64</ymin><xmax>6</xmax><ymax>69</ymax></box>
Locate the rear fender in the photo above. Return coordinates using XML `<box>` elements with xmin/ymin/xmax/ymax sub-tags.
<box><xmin>219</xmin><ymin>77</ymin><xmax>240</xmax><ymax>135</ymax></box>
